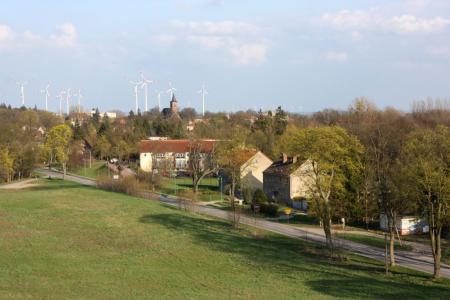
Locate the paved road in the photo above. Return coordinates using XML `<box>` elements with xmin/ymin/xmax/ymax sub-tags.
<box><xmin>35</xmin><ymin>169</ymin><xmax>450</xmax><ymax>279</ymax></box>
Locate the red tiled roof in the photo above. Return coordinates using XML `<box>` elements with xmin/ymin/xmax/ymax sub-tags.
<box><xmin>139</xmin><ymin>139</ymin><xmax>217</xmax><ymax>154</ymax></box>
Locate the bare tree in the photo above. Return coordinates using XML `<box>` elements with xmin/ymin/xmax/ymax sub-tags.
<box><xmin>188</xmin><ymin>139</ymin><xmax>218</xmax><ymax>195</ymax></box>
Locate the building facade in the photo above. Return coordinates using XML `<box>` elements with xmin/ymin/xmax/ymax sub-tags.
<box><xmin>263</xmin><ymin>154</ymin><xmax>313</xmax><ymax>210</ymax></box>
<box><xmin>139</xmin><ymin>139</ymin><xmax>216</xmax><ymax>174</ymax></box>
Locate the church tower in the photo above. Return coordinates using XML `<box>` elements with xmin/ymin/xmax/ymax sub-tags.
<box><xmin>170</xmin><ymin>93</ymin><xmax>179</xmax><ymax>114</ymax></box>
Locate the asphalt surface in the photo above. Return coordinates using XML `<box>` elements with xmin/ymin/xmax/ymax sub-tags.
<box><xmin>34</xmin><ymin>168</ymin><xmax>450</xmax><ymax>279</ymax></box>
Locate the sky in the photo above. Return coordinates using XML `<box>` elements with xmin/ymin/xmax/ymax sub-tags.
<box><xmin>1</xmin><ymin>0</ymin><xmax>450</xmax><ymax>113</ymax></box>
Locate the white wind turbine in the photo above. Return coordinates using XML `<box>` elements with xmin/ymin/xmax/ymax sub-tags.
<box><xmin>41</xmin><ymin>83</ymin><xmax>51</xmax><ymax>111</ymax></box>
<box><xmin>16</xmin><ymin>81</ymin><xmax>28</xmax><ymax>106</ymax></box>
<box><xmin>140</xmin><ymin>72</ymin><xmax>153</xmax><ymax>113</ymax></box>
<box><xmin>129</xmin><ymin>79</ymin><xmax>141</xmax><ymax>113</ymax></box>
<box><xmin>198</xmin><ymin>83</ymin><xmax>208</xmax><ymax>117</ymax></box>
<box><xmin>56</xmin><ymin>91</ymin><xmax>66</xmax><ymax>116</ymax></box>
<box><xmin>155</xmin><ymin>90</ymin><xmax>163</xmax><ymax>111</ymax></box>
<box><xmin>65</xmin><ymin>88</ymin><xmax>72</xmax><ymax>115</ymax></box>
<box><xmin>74</xmin><ymin>89</ymin><xmax>83</xmax><ymax>113</ymax></box>
<box><xmin>166</xmin><ymin>81</ymin><xmax>176</xmax><ymax>100</ymax></box>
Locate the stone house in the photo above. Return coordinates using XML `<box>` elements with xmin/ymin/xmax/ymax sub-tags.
<box><xmin>263</xmin><ymin>154</ymin><xmax>313</xmax><ymax>210</ymax></box>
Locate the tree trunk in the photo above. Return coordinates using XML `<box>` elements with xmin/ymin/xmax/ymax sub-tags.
<box><xmin>322</xmin><ymin>204</ymin><xmax>334</xmax><ymax>252</ymax></box>
<box><xmin>62</xmin><ymin>163</ymin><xmax>66</xmax><ymax>180</ymax></box>
<box><xmin>387</xmin><ymin>214</ymin><xmax>396</xmax><ymax>267</ymax></box>
<box><xmin>430</xmin><ymin>227</ymin><xmax>442</xmax><ymax>279</ymax></box>
<box><xmin>192</xmin><ymin>174</ymin><xmax>199</xmax><ymax>194</ymax></box>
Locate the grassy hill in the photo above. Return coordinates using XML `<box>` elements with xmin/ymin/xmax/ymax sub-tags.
<box><xmin>0</xmin><ymin>179</ymin><xmax>449</xmax><ymax>299</ymax></box>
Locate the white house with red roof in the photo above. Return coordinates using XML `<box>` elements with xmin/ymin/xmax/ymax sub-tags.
<box><xmin>139</xmin><ymin>139</ymin><xmax>217</xmax><ymax>173</ymax></box>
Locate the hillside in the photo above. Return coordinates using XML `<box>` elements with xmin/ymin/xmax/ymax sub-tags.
<box><xmin>0</xmin><ymin>179</ymin><xmax>449</xmax><ymax>299</ymax></box>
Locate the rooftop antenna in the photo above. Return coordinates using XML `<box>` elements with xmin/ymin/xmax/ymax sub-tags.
<box><xmin>16</xmin><ymin>81</ymin><xmax>28</xmax><ymax>106</ymax></box>
<box><xmin>129</xmin><ymin>79</ymin><xmax>140</xmax><ymax>113</ymax></box>
<box><xmin>140</xmin><ymin>72</ymin><xmax>153</xmax><ymax>113</ymax></box>
<box><xmin>166</xmin><ymin>81</ymin><xmax>176</xmax><ymax>100</ymax></box>
<box><xmin>41</xmin><ymin>83</ymin><xmax>51</xmax><ymax>111</ymax></box>
<box><xmin>198</xmin><ymin>83</ymin><xmax>208</xmax><ymax>117</ymax></box>
<box><xmin>66</xmin><ymin>88</ymin><xmax>72</xmax><ymax>115</ymax></box>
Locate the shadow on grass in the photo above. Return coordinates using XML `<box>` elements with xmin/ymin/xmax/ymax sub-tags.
<box><xmin>139</xmin><ymin>213</ymin><xmax>450</xmax><ymax>299</ymax></box>
<box><xmin>306</xmin><ymin>278</ymin><xmax>450</xmax><ymax>299</ymax></box>
<box><xmin>177</xmin><ymin>183</ymin><xmax>219</xmax><ymax>192</ymax></box>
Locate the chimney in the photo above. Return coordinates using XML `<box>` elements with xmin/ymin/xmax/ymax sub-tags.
<box><xmin>293</xmin><ymin>156</ymin><xmax>298</xmax><ymax>164</ymax></box>
<box><xmin>282</xmin><ymin>153</ymin><xmax>288</xmax><ymax>163</ymax></box>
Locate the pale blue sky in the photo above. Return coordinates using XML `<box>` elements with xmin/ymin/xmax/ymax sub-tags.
<box><xmin>1</xmin><ymin>0</ymin><xmax>450</xmax><ymax>113</ymax></box>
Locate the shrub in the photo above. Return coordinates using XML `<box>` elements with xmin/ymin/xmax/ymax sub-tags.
<box><xmin>252</xmin><ymin>189</ymin><xmax>268</xmax><ymax>204</ymax></box>
<box><xmin>242</xmin><ymin>187</ymin><xmax>253</xmax><ymax>204</ymax></box>
<box><xmin>97</xmin><ymin>175</ymin><xmax>143</xmax><ymax>197</ymax></box>
<box><xmin>261</xmin><ymin>203</ymin><xmax>279</xmax><ymax>217</ymax></box>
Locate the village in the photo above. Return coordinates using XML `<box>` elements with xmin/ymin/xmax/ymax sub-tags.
<box><xmin>1</xmin><ymin>1</ymin><xmax>450</xmax><ymax>298</ymax></box>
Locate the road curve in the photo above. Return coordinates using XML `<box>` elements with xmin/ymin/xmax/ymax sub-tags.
<box><xmin>35</xmin><ymin>168</ymin><xmax>450</xmax><ymax>279</ymax></box>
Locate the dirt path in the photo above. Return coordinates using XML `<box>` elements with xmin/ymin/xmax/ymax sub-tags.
<box><xmin>0</xmin><ymin>178</ymin><xmax>38</xmax><ymax>190</ymax></box>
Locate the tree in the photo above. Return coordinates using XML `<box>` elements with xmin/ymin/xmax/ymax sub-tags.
<box><xmin>287</xmin><ymin>126</ymin><xmax>363</xmax><ymax>251</ymax></box>
<box><xmin>188</xmin><ymin>139</ymin><xmax>218</xmax><ymax>195</ymax></box>
<box><xmin>273</xmin><ymin>106</ymin><xmax>288</xmax><ymax>135</ymax></box>
<box><xmin>95</xmin><ymin>135</ymin><xmax>112</xmax><ymax>160</ymax></box>
<box><xmin>366</xmin><ymin>110</ymin><xmax>414</xmax><ymax>267</ymax></box>
<box><xmin>401</xmin><ymin>126</ymin><xmax>450</xmax><ymax>279</ymax></box>
<box><xmin>45</xmin><ymin>124</ymin><xmax>73</xmax><ymax>178</ymax></box>
<box><xmin>0</xmin><ymin>147</ymin><xmax>14</xmax><ymax>182</ymax></box>
<box><xmin>217</xmin><ymin>133</ymin><xmax>252</xmax><ymax>228</ymax></box>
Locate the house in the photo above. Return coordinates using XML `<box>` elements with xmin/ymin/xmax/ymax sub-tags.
<box><xmin>263</xmin><ymin>154</ymin><xmax>313</xmax><ymax>210</ymax></box>
<box><xmin>380</xmin><ymin>214</ymin><xmax>429</xmax><ymax>235</ymax></box>
<box><xmin>89</xmin><ymin>109</ymin><xmax>117</xmax><ymax>119</ymax></box>
<box><xmin>240</xmin><ymin>150</ymin><xmax>273</xmax><ymax>191</ymax></box>
<box><xmin>220</xmin><ymin>149</ymin><xmax>273</xmax><ymax>193</ymax></box>
<box><xmin>139</xmin><ymin>139</ymin><xmax>217</xmax><ymax>173</ymax></box>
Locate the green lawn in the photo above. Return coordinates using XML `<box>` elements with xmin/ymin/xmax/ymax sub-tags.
<box><xmin>68</xmin><ymin>160</ymin><xmax>109</xmax><ymax>179</ymax></box>
<box><xmin>157</xmin><ymin>176</ymin><xmax>223</xmax><ymax>201</ymax></box>
<box><xmin>336</xmin><ymin>233</ymin><xmax>413</xmax><ymax>251</ymax></box>
<box><xmin>0</xmin><ymin>180</ymin><xmax>449</xmax><ymax>299</ymax></box>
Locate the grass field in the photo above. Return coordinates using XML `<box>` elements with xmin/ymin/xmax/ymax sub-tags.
<box><xmin>336</xmin><ymin>233</ymin><xmax>413</xmax><ymax>251</ymax></box>
<box><xmin>157</xmin><ymin>176</ymin><xmax>223</xmax><ymax>202</ymax></box>
<box><xmin>0</xmin><ymin>179</ymin><xmax>449</xmax><ymax>299</ymax></box>
<box><xmin>68</xmin><ymin>160</ymin><xmax>109</xmax><ymax>179</ymax></box>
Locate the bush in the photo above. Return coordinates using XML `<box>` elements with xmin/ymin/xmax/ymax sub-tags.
<box><xmin>136</xmin><ymin>170</ymin><xmax>161</xmax><ymax>191</ymax></box>
<box><xmin>252</xmin><ymin>189</ymin><xmax>268</xmax><ymax>204</ymax></box>
<box><xmin>260</xmin><ymin>203</ymin><xmax>279</xmax><ymax>217</ymax></box>
<box><xmin>97</xmin><ymin>176</ymin><xmax>143</xmax><ymax>197</ymax></box>
<box><xmin>242</xmin><ymin>188</ymin><xmax>253</xmax><ymax>204</ymax></box>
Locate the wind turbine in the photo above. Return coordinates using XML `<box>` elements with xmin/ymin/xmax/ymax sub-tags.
<box><xmin>129</xmin><ymin>79</ymin><xmax>140</xmax><ymax>113</ymax></box>
<box><xmin>66</xmin><ymin>88</ymin><xmax>72</xmax><ymax>115</ymax></box>
<box><xmin>198</xmin><ymin>83</ymin><xmax>208</xmax><ymax>117</ymax></box>
<box><xmin>16</xmin><ymin>81</ymin><xmax>28</xmax><ymax>106</ymax></box>
<box><xmin>41</xmin><ymin>83</ymin><xmax>51</xmax><ymax>111</ymax></box>
<box><xmin>166</xmin><ymin>81</ymin><xmax>176</xmax><ymax>100</ymax></box>
<box><xmin>56</xmin><ymin>91</ymin><xmax>66</xmax><ymax>116</ymax></box>
<box><xmin>140</xmin><ymin>72</ymin><xmax>153</xmax><ymax>113</ymax></box>
<box><xmin>155</xmin><ymin>90</ymin><xmax>164</xmax><ymax>111</ymax></box>
<box><xmin>74</xmin><ymin>89</ymin><xmax>83</xmax><ymax>113</ymax></box>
